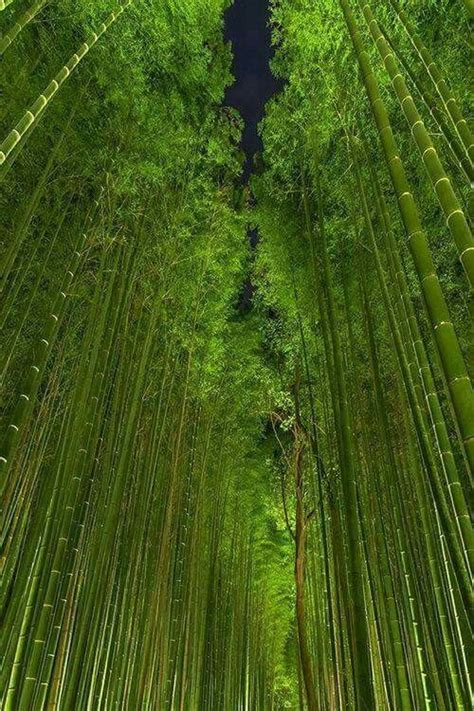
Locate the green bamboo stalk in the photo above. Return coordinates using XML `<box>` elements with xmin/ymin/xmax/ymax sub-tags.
<box><xmin>36</xmin><ymin>253</ymin><xmax>130</xmax><ymax>707</ymax></box>
<box><xmin>16</xmin><ymin>292</ymin><xmax>152</xmax><ymax>708</ymax></box>
<box><xmin>0</xmin><ymin>0</ymin><xmax>132</xmax><ymax>169</ymax></box>
<box><xmin>366</xmin><ymin>154</ymin><xmax>473</xmax><ymax>577</ymax></box>
<box><xmin>397</xmin><ymin>527</ymin><xmax>434</xmax><ymax>707</ymax></box>
<box><xmin>462</xmin><ymin>0</ymin><xmax>474</xmax><ymax>20</ymax></box>
<box><xmin>3</xmin><ymin>245</ymin><xmax>118</xmax><ymax>707</ymax></box>
<box><xmin>0</xmin><ymin>0</ymin><xmax>47</xmax><ymax>56</ymax></box>
<box><xmin>344</xmin><ymin>253</ymin><xmax>413</xmax><ymax>706</ymax></box>
<box><xmin>303</xmin><ymin>195</ymin><xmax>351</xmax><ymax>705</ymax></box>
<box><xmin>338</xmin><ymin>0</ymin><xmax>474</xmax><ymax>477</ymax></box>
<box><xmin>379</xmin><ymin>24</ymin><xmax>473</xmax><ymax>185</ymax></box>
<box><xmin>0</xmin><ymin>240</ymin><xmax>85</xmax><ymax>491</ymax></box>
<box><xmin>347</xmin><ymin>136</ymin><xmax>472</xmax><ymax>608</ymax></box>
<box><xmin>359</xmin><ymin>1</ymin><xmax>474</xmax><ymax>288</ymax></box>
<box><xmin>353</xmin><ymin>147</ymin><xmax>469</xmax><ymax>701</ymax></box>
<box><xmin>339</xmin><ymin>265</ymin><xmax>393</xmax><ymax>705</ymax></box>
<box><xmin>296</xmin><ymin>295</ymin><xmax>338</xmax><ymax>707</ymax></box>
<box><xmin>290</xmin><ymin>182</ymin><xmax>339</xmax><ymax>706</ymax></box>
<box><xmin>314</xmin><ymin>172</ymin><xmax>374</xmax><ymax>709</ymax></box>
<box><xmin>388</xmin><ymin>0</ymin><xmax>474</xmax><ymax>161</ymax></box>
<box><xmin>53</xmin><ymin>308</ymin><xmax>161</xmax><ymax>709</ymax></box>
<box><xmin>1</xmin><ymin>376</ymin><xmax>71</xmax><ymax>703</ymax></box>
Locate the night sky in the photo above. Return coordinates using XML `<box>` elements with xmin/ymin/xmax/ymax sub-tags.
<box><xmin>224</xmin><ymin>0</ymin><xmax>283</xmax><ymax>183</ymax></box>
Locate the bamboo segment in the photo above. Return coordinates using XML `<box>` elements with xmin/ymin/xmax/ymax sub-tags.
<box><xmin>338</xmin><ymin>0</ymin><xmax>474</xmax><ymax>476</ymax></box>
<box><xmin>379</xmin><ymin>24</ymin><xmax>473</xmax><ymax>185</ymax></box>
<box><xmin>366</xmin><ymin>158</ymin><xmax>474</xmax><ymax>579</ymax></box>
<box><xmin>0</xmin><ymin>242</ymin><xmax>85</xmax><ymax>488</ymax></box>
<box><xmin>0</xmin><ymin>0</ymin><xmax>132</xmax><ymax>168</ymax></box>
<box><xmin>359</xmin><ymin>0</ymin><xmax>474</xmax><ymax>288</ymax></box>
<box><xmin>0</xmin><ymin>0</ymin><xmax>47</xmax><ymax>56</ymax></box>
<box><xmin>314</xmin><ymin>173</ymin><xmax>375</xmax><ymax>710</ymax></box>
<box><xmin>463</xmin><ymin>0</ymin><xmax>474</xmax><ymax>20</ymax></box>
<box><xmin>388</xmin><ymin>0</ymin><xmax>474</xmax><ymax>162</ymax></box>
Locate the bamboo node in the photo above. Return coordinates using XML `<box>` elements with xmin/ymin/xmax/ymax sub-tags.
<box><xmin>446</xmin><ymin>209</ymin><xmax>464</xmax><ymax>224</ymax></box>
<box><xmin>450</xmin><ymin>375</ymin><xmax>469</xmax><ymax>384</ymax></box>
<box><xmin>434</xmin><ymin>176</ymin><xmax>449</xmax><ymax>189</ymax></box>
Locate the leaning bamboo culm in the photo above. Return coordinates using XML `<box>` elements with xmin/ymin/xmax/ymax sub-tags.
<box><xmin>338</xmin><ymin>0</ymin><xmax>474</xmax><ymax>476</ymax></box>
<box><xmin>0</xmin><ymin>0</ymin><xmax>16</xmax><ymax>11</ymax></box>
<box><xmin>0</xmin><ymin>0</ymin><xmax>132</xmax><ymax>169</ymax></box>
<box><xmin>359</xmin><ymin>0</ymin><xmax>474</xmax><ymax>288</ymax></box>
<box><xmin>388</xmin><ymin>0</ymin><xmax>474</xmax><ymax>163</ymax></box>
<box><xmin>378</xmin><ymin>23</ymin><xmax>473</xmax><ymax>185</ymax></box>
<box><xmin>0</xmin><ymin>0</ymin><xmax>48</xmax><ymax>56</ymax></box>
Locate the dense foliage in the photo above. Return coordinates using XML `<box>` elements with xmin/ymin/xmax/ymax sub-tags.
<box><xmin>0</xmin><ymin>0</ymin><xmax>472</xmax><ymax>709</ymax></box>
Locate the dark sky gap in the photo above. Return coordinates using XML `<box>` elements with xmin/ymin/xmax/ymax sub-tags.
<box><xmin>224</xmin><ymin>0</ymin><xmax>283</xmax><ymax>184</ymax></box>
<box><xmin>224</xmin><ymin>0</ymin><xmax>283</xmax><ymax>310</ymax></box>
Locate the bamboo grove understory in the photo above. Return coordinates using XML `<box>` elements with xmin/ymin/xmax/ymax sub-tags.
<box><xmin>0</xmin><ymin>0</ymin><xmax>472</xmax><ymax>709</ymax></box>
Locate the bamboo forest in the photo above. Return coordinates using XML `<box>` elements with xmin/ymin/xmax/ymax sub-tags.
<box><xmin>0</xmin><ymin>0</ymin><xmax>473</xmax><ymax>708</ymax></box>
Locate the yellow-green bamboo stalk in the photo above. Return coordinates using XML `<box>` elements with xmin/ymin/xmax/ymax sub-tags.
<box><xmin>0</xmin><ymin>0</ymin><xmax>47</xmax><ymax>56</ymax></box>
<box><xmin>359</xmin><ymin>1</ymin><xmax>474</xmax><ymax>288</ymax></box>
<box><xmin>379</xmin><ymin>24</ymin><xmax>473</xmax><ymax>185</ymax></box>
<box><xmin>366</xmin><ymin>154</ymin><xmax>474</xmax><ymax>577</ymax></box>
<box><xmin>0</xmin><ymin>242</ymin><xmax>85</xmax><ymax>489</ymax></box>
<box><xmin>338</xmin><ymin>0</ymin><xmax>474</xmax><ymax>479</ymax></box>
<box><xmin>0</xmin><ymin>0</ymin><xmax>132</xmax><ymax>167</ymax></box>
<box><xmin>463</xmin><ymin>0</ymin><xmax>474</xmax><ymax>20</ymax></box>
<box><xmin>388</xmin><ymin>0</ymin><xmax>474</xmax><ymax>161</ymax></box>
